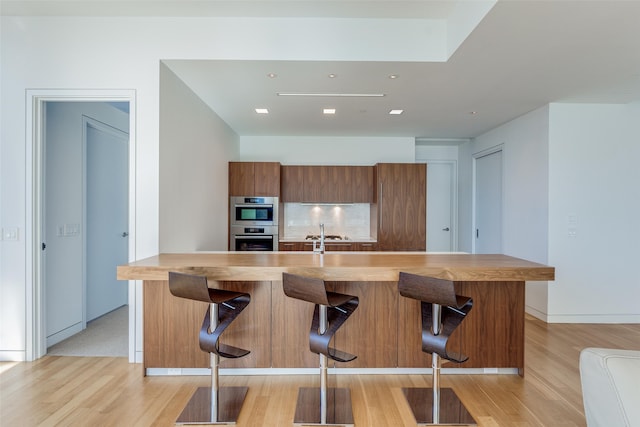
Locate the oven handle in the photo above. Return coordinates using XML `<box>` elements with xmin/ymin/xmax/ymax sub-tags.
<box><xmin>235</xmin><ymin>204</ymin><xmax>273</xmax><ymax>208</ymax></box>
<box><xmin>233</xmin><ymin>235</ymin><xmax>274</xmax><ymax>240</ymax></box>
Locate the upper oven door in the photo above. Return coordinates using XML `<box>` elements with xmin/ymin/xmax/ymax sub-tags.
<box><xmin>230</xmin><ymin>196</ymin><xmax>278</xmax><ymax>226</ymax></box>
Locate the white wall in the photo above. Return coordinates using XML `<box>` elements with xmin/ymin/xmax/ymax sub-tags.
<box><xmin>239</xmin><ymin>136</ymin><xmax>416</xmax><ymax>164</ymax></box>
<box><xmin>547</xmin><ymin>102</ymin><xmax>640</xmax><ymax>322</ymax></box>
<box><xmin>159</xmin><ymin>64</ymin><xmax>239</xmax><ymax>252</ymax></box>
<box><xmin>469</xmin><ymin>106</ymin><xmax>550</xmax><ymax>318</ymax></box>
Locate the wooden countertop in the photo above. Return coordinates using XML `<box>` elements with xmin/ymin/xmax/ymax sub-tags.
<box><xmin>117</xmin><ymin>252</ymin><xmax>554</xmax><ymax>282</ymax></box>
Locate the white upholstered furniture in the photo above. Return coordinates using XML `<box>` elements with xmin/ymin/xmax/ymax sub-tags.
<box><xmin>579</xmin><ymin>348</ymin><xmax>640</xmax><ymax>427</ymax></box>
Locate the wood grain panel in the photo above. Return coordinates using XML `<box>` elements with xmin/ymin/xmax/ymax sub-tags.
<box><xmin>280</xmin><ymin>165</ymin><xmax>305</xmax><ymax>202</ymax></box>
<box><xmin>228</xmin><ymin>162</ymin><xmax>255</xmax><ymax>196</ymax></box>
<box><xmin>253</xmin><ymin>162</ymin><xmax>280</xmax><ymax>196</ymax></box>
<box><xmin>351</xmin><ymin>166</ymin><xmax>374</xmax><ymax>203</ymax></box>
<box><xmin>143</xmin><ymin>280</ymin><xmax>271</xmax><ymax>370</ymax></box>
<box><xmin>376</xmin><ymin>163</ymin><xmax>426</xmax><ymax>251</ymax></box>
<box><xmin>329</xmin><ymin>281</ymin><xmax>398</xmax><ymax>368</ymax></box>
<box><xmin>397</xmin><ymin>281</ymin><xmax>525</xmax><ymax>374</ymax></box>
<box><xmin>119</xmin><ymin>253</ymin><xmax>555</xmax><ymax>283</ymax></box>
<box><xmin>271</xmin><ymin>280</ymin><xmax>318</xmax><ymax>368</ymax></box>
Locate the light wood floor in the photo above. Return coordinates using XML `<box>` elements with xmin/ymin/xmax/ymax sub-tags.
<box><xmin>2</xmin><ymin>315</ymin><xmax>639</xmax><ymax>426</ymax></box>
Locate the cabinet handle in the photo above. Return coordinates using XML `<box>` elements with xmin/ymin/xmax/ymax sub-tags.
<box><xmin>379</xmin><ymin>183</ymin><xmax>383</xmax><ymax>228</ymax></box>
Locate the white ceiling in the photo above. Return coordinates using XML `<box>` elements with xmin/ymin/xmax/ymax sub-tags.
<box><xmin>5</xmin><ymin>0</ymin><xmax>640</xmax><ymax>139</ymax></box>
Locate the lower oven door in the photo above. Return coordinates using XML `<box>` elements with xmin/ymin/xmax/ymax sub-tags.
<box><xmin>232</xmin><ymin>234</ymin><xmax>276</xmax><ymax>251</ymax></box>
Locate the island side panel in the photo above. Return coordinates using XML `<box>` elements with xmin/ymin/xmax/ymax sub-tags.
<box><xmin>397</xmin><ymin>281</ymin><xmax>525</xmax><ymax>374</ymax></box>
<box><xmin>143</xmin><ymin>280</ymin><xmax>208</xmax><ymax>370</ymax></box>
<box><xmin>143</xmin><ymin>280</ymin><xmax>271</xmax><ymax>371</ymax></box>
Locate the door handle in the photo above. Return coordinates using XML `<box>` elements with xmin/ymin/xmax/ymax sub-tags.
<box><xmin>442</xmin><ymin>227</ymin><xmax>450</xmax><ymax>231</ymax></box>
<box><xmin>122</xmin><ymin>232</ymin><xmax>129</xmax><ymax>237</ymax></box>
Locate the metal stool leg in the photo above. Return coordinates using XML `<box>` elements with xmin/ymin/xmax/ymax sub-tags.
<box><xmin>175</xmin><ymin>302</ymin><xmax>248</xmax><ymax>425</ymax></box>
<box><xmin>402</xmin><ymin>302</ymin><xmax>475</xmax><ymax>426</ymax></box>
<box><xmin>293</xmin><ymin>304</ymin><xmax>354</xmax><ymax>427</ymax></box>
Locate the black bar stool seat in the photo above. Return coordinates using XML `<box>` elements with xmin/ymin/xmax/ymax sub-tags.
<box><xmin>168</xmin><ymin>272</ymin><xmax>250</xmax><ymax>425</ymax></box>
<box><xmin>282</xmin><ymin>272</ymin><xmax>359</xmax><ymax>426</ymax></box>
<box><xmin>398</xmin><ymin>272</ymin><xmax>476</xmax><ymax>426</ymax></box>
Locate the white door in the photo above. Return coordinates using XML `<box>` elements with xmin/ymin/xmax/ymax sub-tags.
<box><xmin>426</xmin><ymin>162</ymin><xmax>454</xmax><ymax>252</ymax></box>
<box><xmin>86</xmin><ymin>119</ymin><xmax>129</xmax><ymax>321</ymax></box>
<box><xmin>474</xmin><ymin>150</ymin><xmax>502</xmax><ymax>254</ymax></box>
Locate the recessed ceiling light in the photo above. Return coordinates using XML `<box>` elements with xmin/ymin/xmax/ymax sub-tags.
<box><xmin>389</xmin><ymin>109</ymin><xmax>404</xmax><ymax>115</ymax></box>
<box><xmin>323</xmin><ymin>108</ymin><xmax>336</xmax><ymax>115</ymax></box>
<box><xmin>255</xmin><ymin>108</ymin><xmax>269</xmax><ymax>114</ymax></box>
<box><xmin>389</xmin><ymin>74</ymin><xmax>399</xmax><ymax>79</ymax></box>
<box><xmin>328</xmin><ymin>73</ymin><xmax>337</xmax><ymax>78</ymax></box>
<box><xmin>267</xmin><ymin>73</ymin><xmax>277</xmax><ymax>78</ymax></box>
<box><xmin>469</xmin><ymin>111</ymin><xmax>477</xmax><ymax>115</ymax></box>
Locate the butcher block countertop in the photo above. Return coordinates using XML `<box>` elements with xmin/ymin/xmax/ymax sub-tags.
<box><xmin>117</xmin><ymin>252</ymin><xmax>554</xmax><ymax>282</ymax></box>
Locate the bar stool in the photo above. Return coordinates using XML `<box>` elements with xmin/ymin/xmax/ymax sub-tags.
<box><xmin>282</xmin><ymin>272</ymin><xmax>359</xmax><ymax>426</ymax></box>
<box><xmin>397</xmin><ymin>272</ymin><xmax>476</xmax><ymax>426</ymax></box>
<box><xmin>168</xmin><ymin>271</ymin><xmax>251</xmax><ymax>425</ymax></box>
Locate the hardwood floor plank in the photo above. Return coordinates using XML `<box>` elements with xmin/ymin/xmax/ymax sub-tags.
<box><xmin>2</xmin><ymin>316</ymin><xmax>639</xmax><ymax>426</ymax></box>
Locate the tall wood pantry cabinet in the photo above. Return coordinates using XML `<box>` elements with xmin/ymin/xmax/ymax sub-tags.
<box><xmin>375</xmin><ymin>163</ymin><xmax>426</xmax><ymax>251</ymax></box>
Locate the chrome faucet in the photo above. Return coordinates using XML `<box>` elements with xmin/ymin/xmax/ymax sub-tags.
<box><xmin>314</xmin><ymin>223</ymin><xmax>325</xmax><ymax>254</ymax></box>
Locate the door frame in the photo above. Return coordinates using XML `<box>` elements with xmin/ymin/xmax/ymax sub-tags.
<box><xmin>472</xmin><ymin>144</ymin><xmax>503</xmax><ymax>254</ymax></box>
<box><xmin>25</xmin><ymin>89</ymin><xmax>137</xmax><ymax>361</ymax></box>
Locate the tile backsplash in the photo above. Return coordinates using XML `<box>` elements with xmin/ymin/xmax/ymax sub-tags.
<box><xmin>283</xmin><ymin>203</ymin><xmax>372</xmax><ymax>239</ymax></box>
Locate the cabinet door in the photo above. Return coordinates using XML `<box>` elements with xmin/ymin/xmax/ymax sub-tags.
<box><xmin>353</xmin><ymin>242</ymin><xmax>377</xmax><ymax>251</ymax></box>
<box><xmin>324</xmin><ymin>242</ymin><xmax>353</xmax><ymax>252</ymax></box>
<box><xmin>376</xmin><ymin>163</ymin><xmax>426</xmax><ymax>251</ymax></box>
<box><xmin>254</xmin><ymin>162</ymin><xmax>280</xmax><ymax>196</ymax></box>
<box><xmin>281</xmin><ymin>166</ymin><xmax>305</xmax><ymax>202</ymax></box>
<box><xmin>279</xmin><ymin>242</ymin><xmax>297</xmax><ymax>251</ymax></box>
<box><xmin>350</xmin><ymin>166</ymin><xmax>374</xmax><ymax>203</ymax></box>
<box><xmin>303</xmin><ymin>166</ymin><xmax>327</xmax><ymax>202</ymax></box>
<box><xmin>229</xmin><ymin>162</ymin><xmax>255</xmax><ymax>196</ymax></box>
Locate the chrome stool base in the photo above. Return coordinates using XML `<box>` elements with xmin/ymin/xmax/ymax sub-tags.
<box><xmin>176</xmin><ymin>386</ymin><xmax>249</xmax><ymax>425</ymax></box>
<box><xmin>402</xmin><ymin>387</ymin><xmax>476</xmax><ymax>426</ymax></box>
<box><xmin>293</xmin><ymin>387</ymin><xmax>354</xmax><ymax>427</ymax></box>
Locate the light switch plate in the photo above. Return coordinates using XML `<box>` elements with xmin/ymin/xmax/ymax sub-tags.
<box><xmin>3</xmin><ymin>227</ymin><xmax>19</xmax><ymax>241</ymax></box>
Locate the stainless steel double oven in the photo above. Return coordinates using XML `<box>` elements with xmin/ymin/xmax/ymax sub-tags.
<box><xmin>229</xmin><ymin>196</ymin><xmax>278</xmax><ymax>251</ymax></box>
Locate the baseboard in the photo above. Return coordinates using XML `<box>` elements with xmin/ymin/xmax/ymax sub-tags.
<box><xmin>46</xmin><ymin>322</ymin><xmax>83</xmax><ymax>347</ymax></box>
<box><xmin>546</xmin><ymin>314</ymin><xmax>640</xmax><ymax>323</ymax></box>
<box><xmin>0</xmin><ymin>351</ymin><xmax>26</xmax><ymax>362</ymax></box>
<box><xmin>525</xmin><ymin>306</ymin><xmax>548</xmax><ymax>322</ymax></box>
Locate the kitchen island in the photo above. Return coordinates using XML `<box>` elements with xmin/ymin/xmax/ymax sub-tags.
<box><xmin>117</xmin><ymin>252</ymin><xmax>554</xmax><ymax>376</ymax></box>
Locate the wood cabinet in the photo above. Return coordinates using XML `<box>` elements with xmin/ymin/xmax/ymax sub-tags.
<box><xmin>279</xmin><ymin>241</ymin><xmax>313</xmax><ymax>251</ymax></box>
<box><xmin>375</xmin><ymin>163</ymin><xmax>426</xmax><ymax>251</ymax></box>
<box><xmin>229</xmin><ymin>162</ymin><xmax>280</xmax><ymax>196</ymax></box>
<box><xmin>280</xmin><ymin>166</ymin><xmax>305</xmax><ymax>202</ymax></box>
<box><xmin>279</xmin><ymin>241</ymin><xmax>375</xmax><ymax>252</ymax></box>
<box><xmin>323</xmin><ymin>242</ymin><xmax>353</xmax><ymax>252</ymax></box>
<box><xmin>280</xmin><ymin>165</ymin><xmax>373</xmax><ymax>203</ymax></box>
<box><xmin>353</xmin><ymin>242</ymin><xmax>377</xmax><ymax>251</ymax></box>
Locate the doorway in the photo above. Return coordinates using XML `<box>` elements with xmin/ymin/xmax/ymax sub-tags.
<box><xmin>426</xmin><ymin>161</ymin><xmax>457</xmax><ymax>252</ymax></box>
<box><xmin>26</xmin><ymin>90</ymin><xmax>136</xmax><ymax>361</ymax></box>
<box><xmin>474</xmin><ymin>147</ymin><xmax>503</xmax><ymax>254</ymax></box>
<box><xmin>44</xmin><ymin>103</ymin><xmax>129</xmax><ymax>350</ymax></box>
